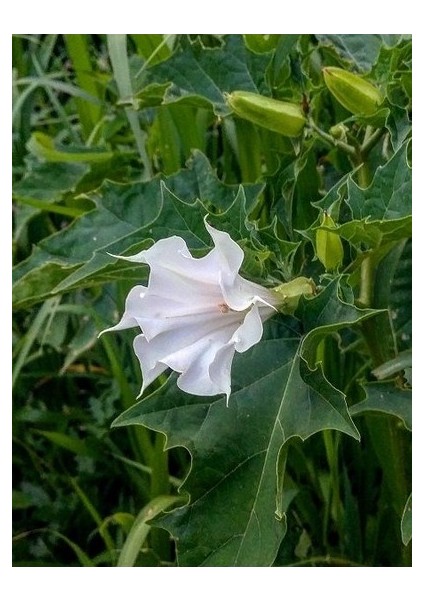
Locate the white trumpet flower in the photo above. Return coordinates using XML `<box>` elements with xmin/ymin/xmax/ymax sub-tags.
<box><xmin>101</xmin><ymin>221</ymin><xmax>281</xmax><ymax>401</ymax></box>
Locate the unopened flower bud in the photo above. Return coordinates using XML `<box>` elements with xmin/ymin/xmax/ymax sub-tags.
<box><xmin>225</xmin><ymin>91</ymin><xmax>306</xmax><ymax>137</ymax></box>
<box><xmin>329</xmin><ymin>123</ymin><xmax>349</xmax><ymax>141</ymax></box>
<box><xmin>316</xmin><ymin>212</ymin><xmax>344</xmax><ymax>271</ymax></box>
<box><xmin>323</xmin><ymin>67</ymin><xmax>383</xmax><ymax>116</ymax></box>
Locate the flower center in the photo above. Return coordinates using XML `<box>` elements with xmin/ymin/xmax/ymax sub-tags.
<box><xmin>218</xmin><ymin>302</ymin><xmax>230</xmax><ymax>314</ymax></box>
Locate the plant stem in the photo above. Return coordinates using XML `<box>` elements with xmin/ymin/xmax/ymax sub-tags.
<box><xmin>361</xmin><ymin>127</ymin><xmax>385</xmax><ymax>157</ymax></box>
<box><xmin>309</xmin><ymin>119</ymin><xmax>357</xmax><ymax>158</ymax></box>
<box><xmin>288</xmin><ymin>555</ymin><xmax>364</xmax><ymax>567</ymax></box>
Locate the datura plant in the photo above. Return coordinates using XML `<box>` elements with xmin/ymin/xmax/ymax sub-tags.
<box><xmin>12</xmin><ymin>34</ymin><xmax>411</xmax><ymax>568</ymax></box>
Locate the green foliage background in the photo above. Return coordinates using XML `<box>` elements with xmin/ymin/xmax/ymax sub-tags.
<box><xmin>12</xmin><ymin>34</ymin><xmax>411</xmax><ymax>567</ymax></box>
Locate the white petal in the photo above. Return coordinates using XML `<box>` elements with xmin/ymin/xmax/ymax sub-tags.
<box><xmin>98</xmin><ymin>285</ymin><xmax>146</xmax><ymax>335</ymax></box>
<box><xmin>145</xmin><ymin>314</ymin><xmax>239</xmax><ymax>372</ymax></box>
<box><xmin>137</xmin><ymin>236</ymin><xmax>221</xmax><ymax>288</ymax></box>
<box><xmin>205</xmin><ymin>220</ymin><xmax>244</xmax><ymax>277</ymax></box>
<box><xmin>133</xmin><ymin>334</ymin><xmax>168</xmax><ymax>395</ymax></box>
<box><xmin>231</xmin><ymin>304</ymin><xmax>263</xmax><ymax>352</ymax></box>
<box><xmin>137</xmin><ymin>294</ymin><xmax>237</xmax><ymax>340</ymax></box>
<box><xmin>175</xmin><ymin>332</ymin><xmax>232</xmax><ymax>397</ymax></box>
<box><xmin>208</xmin><ymin>343</ymin><xmax>236</xmax><ymax>402</ymax></box>
<box><xmin>220</xmin><ymin>272</ymin><xmax>280</xmax><ymax>312</ymax></box>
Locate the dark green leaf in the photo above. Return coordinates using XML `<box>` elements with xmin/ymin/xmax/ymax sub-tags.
<box><xmin>346</xmin><ymin>142</ymin><xmax>411</xmax><ymax>221</ymax></box>
<box><xmin>143</xmin><ymin>35</ymin><xmax>270</xmax><ymax>116</ymax></box>
<box><xmin>298</xmin><ymin>278</ymin><xmax>379</xmax><ymax>368</ymax></box>
<box><xmin>316</xmin><ymin>35</ymin><xmax>403</xmax><ymax>72</ymax></box>
<box><xmin>13</xmin><ymin>162</ymin><xmax>89</xmax><ymax>202</ymax></box>
<box><xmin>350</xmin><ymin>381</ymin><xmax>412</xmax><ymax>431</ymax></box>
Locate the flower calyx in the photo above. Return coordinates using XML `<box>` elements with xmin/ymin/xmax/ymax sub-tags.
<box><xmin>272</xmin><ymin>277</ymin><xmax>316</xmax><ymax>315</ymax></box>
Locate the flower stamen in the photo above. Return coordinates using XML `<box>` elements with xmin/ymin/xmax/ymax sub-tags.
<box><xmin>218</xmin><ymin>302</ymin><xmax>230</xmax><ymax>314</ymax></box>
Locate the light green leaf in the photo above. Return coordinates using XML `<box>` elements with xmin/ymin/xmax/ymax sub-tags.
<box><xmin>27</xmin><ymin>132</ymin><xmax>113</xmax><ymax>163</ymax></box>
<box><xmin>243</xmin><ymin>34</ymin><xmax>280</xmax><ymax>54</ymax></box>
<box><xmin>350</xmin><ymin>381</ymin><xmax>412</xmax><ymax>431</ymax></box>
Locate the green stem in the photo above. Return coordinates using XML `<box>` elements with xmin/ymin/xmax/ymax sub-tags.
<box><xmin>288</xmin><ymin>555</ymin><xmax>364</xmax><ymax>567</ymax></box>
<box><xmin>149</xmin><ymin>434</ymin><xmax>172</xmax><ymax>560</ymax></box>
<box><xmin>309</xmin><ymin>119</ymin><xmax>357</xmax><ymax>158</ymax></box>
<box><xmin>323</xmin><ymin>430</ymin><xmax>342</xmax><ymax>542</ymax></box>
<box><xmin>357</xmin><ymin>161</ymin><xmax>372</xmax><ymax>188</ymax></box>
<box><xmin>361</xmin><ymin>127</ymin><xmax>385</xmax><ymax>157</ymax></box>
<box><xmin>99</xmin><ymin>334</ymin><xmax>154</xmax><ymax>466</ymax></box>
<box><xmin>357</xmin><ymin>256</ymin><xmax>373</xmax><ymax>308</ymax></box>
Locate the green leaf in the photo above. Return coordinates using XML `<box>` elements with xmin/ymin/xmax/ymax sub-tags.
<box><xmin>305</xmin><ymin>142</ymin><xmax>412</xmax><ymax>250</ymax></box>
<box><xmin>12</xmin><ymin>490</ymin><xmax>34</xmax><ymax>510</ymax></box>
<box><xmin>298</xmin><ymin>278</ymin><xmax>379</xmax><ymax>368</ymax></box>
<box><xmin>243</xmin><ymin>35</ymin><xmax>280</xmax><ymax>54</ymax></box>
<box><xmin>13</xmin><ymin>162</ymin><xmax>89</xmax><ymax>202</ymax></box>
<box><xmin>350</xmin><ymin>381</ymin><xmax>411</xmax><ymax>431</ymax></box>
<box><xmin>401</xmin><ymin>493</ymin><xmax>412</xmax><ymax>545</ymax></box>
<box><xmin>12</xmin><ymin>152</ymin><xmax>263</xmax><ymax>310</ymax></box>
<box><xmin>34</xmin><ymin>430</ymin><xmax>90</xmax><ymax>455</ymax></box>
<box><xmin>142</xmin><ymin>35</ymin><xmax>270</xmax><ymax>116</ymax></box>
<box><xmin>27</xmin><ymin>132</ymin><xmax>113</xmax><ymax>163</ymax></box>
<box><xmin>131</xmin><ymin>34</ymin><xmax>173</xmax><ymax>66</ymax></box>
<box><xmin>386</xmin><ymin>106</ymin><xmax>411</xmax><ymax>152</ymax></box>
<box><xmin>112</xmin><ymin>280</ymin><xmax>366</xmax><ymax>566</ymax></box>
<box><xmin>13</xmin><ymin>161</ymin><xmax>91</xmax><ymax>218</ymax></box>
<box><xmin>346</xmin><ymin>142</ymin><xmax>411</xmax><ymax>221</ymax></box>
<box><xmin>316</xmin><ymin>35</ymin><xmax>403</xmax><ymax>72</ymax></box>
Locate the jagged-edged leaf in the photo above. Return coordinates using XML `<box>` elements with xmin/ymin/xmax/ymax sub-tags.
<box><xmin>387</xmin><ymin>241</ymin><xmax>412</xmax><ymax>350</ymax></box>
<box><xmin>297</xmin><ymin>278</ymin><xmax>379</xmax><ymax>368</ymax></box>
<box><xmin>346</xmin><ymin>142</ymin><xmax>411</xmax><ymax>221</ymax></box>
<box><xmin>12</xmin><ymin>152</ymin><xmax>263</xmax><ymax>310</ymax></box>
<box><xmin>350</xmin><ymin>381</ymin><xmax>412</xmax><ymax>431</ymax></box>
<box><xmin>316</xmin><ymin>35</ymin><xmax>404</xmax><ymax>72</ymax></box>
<box><xmin>142</xmin><ymin>35</ymin><xmax>270</xmax><ymax>116</ymax></box>
<box><xmin>303</xmin><ymin>142</ymin><xmax>411</xmax><ymax>251</ymax></box>
<box><xmin>111</xmin><ymin>280</ymin><xmax>370</xmax><ymax>566</ymax></box>
<box><xmin>386</xmin><ymin>106</ymin><xmax>411</xmax><ymax>152</ymax></box>
<box><xmin>13</xmin><ymin>162</ymin><xmax>90</xmax><ymax>202</ymax></box>
<box><xmin>310</xmin><ymin>216</ymin><xmax>411</xmax><ymax>251</ymax></box>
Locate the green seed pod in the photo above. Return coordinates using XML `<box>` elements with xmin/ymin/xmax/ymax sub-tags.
<box><xmin>225</xmin><ymin>91</ymin><xmax>306</xmax><ymax>137</ymax></box>
<box><xmin>323</xmin><ymin>67</ymin><xmax>383</xmax><ymax>116</ymax></box>
<box><xmin>316</xmin><ymin>212</ymin><xmax>344</xmax><ymax>271</ymax></box>
<box><xmin>272</xmin><ymin>276</ymin><xmax>316</xmax><ymax>314</ymax></box>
